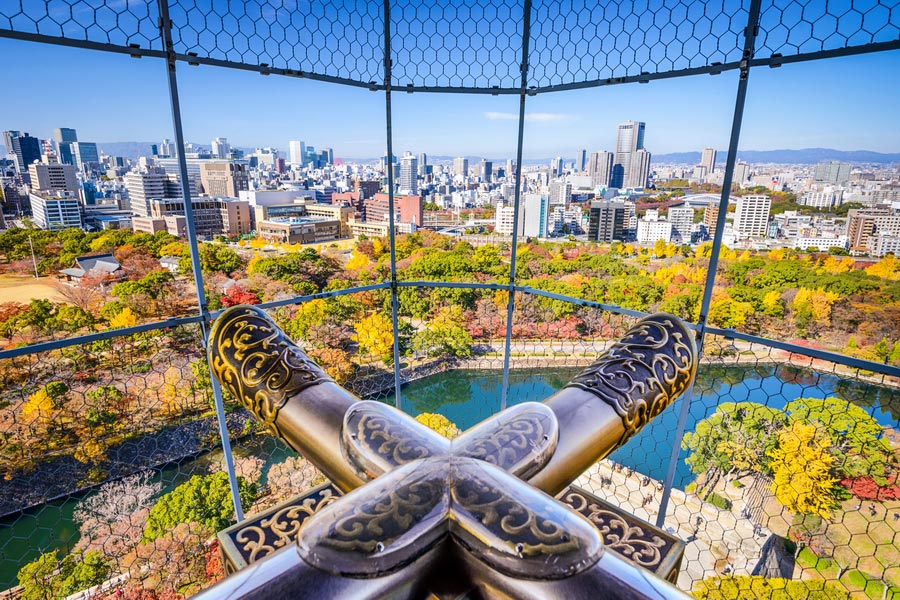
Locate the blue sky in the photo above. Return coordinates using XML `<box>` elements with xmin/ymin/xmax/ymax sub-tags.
<box><xmin>1</xmin><ymin>37</ymin><xmax>898</xmax><ymax>159</ymax></box>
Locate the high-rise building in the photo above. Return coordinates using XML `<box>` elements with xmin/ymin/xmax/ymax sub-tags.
<box><xmin>734</xmin><ymin>194</ymin><xmax>771</xmax><ymax>238</ymax></box>
<box><xmin>52</xmin><ymin>128</ymin><xmax>78</xmax><ymax>165</ymax></box>
<box><xmin>158</xmin><ymin>139</ymin><xmax>173</xmax><ymax>157</ymax></box>
<box><xmin>71</xmin><ymin>141</ymin><xmax>99</xmax><ymax>173</ymax></box>
<box><xmin>550</xmin><ymin>157</ymin><xmax>564</xmax><ymax>177</ymax></box>
<box><xmin>28</xmin><ymin>163</ymin><xmax>78</xmax><ymax>193</ymax></box>
<box><xmin>453</xmin><ymin>157</ymin><xmax>469</xmax><ymax>178</ymax></box>
<box><xmin>548</xmin><ymin>181</ymin><xmax>571</xmax><ymax>205</ymax></box>
<box><xmin>611</xmin><ymin>121</ymin><xmax>645</xmax><ymax>188</ymax></box>
<box><xmin>479</xmin><ymin>159</ymin><xmax>492</xmax><ymax>183</ymax></box>
<box><xmin>813</xmin><ymin>161</ymin><xmax>852</xmax><ymax>185</ymax></box>
<box><xmin>588</xmin><ymin>151</ymin><xmax>613</xmax><ymax>188</ymax></box>
<box><xmin>200</xmin><ymin>162</ymin><xmax>249</xmax><ymax>197</ymax></box>
<box><xmin>668</xmin><ymin>206</ymin><xmax>694</xmax><ymax>243</ymax></box>
<box><xmin>847</xmin><ymin>209</ymin><xmax>900</xmax><ymax>250</ymax></box>
<box><xmin>211</xmin><ymin>137</ymin><xmax>231</xmax><ymax>159</ymax></box>
<box><xmin>288</xmin><ymin>140</ymin><xmax>306</xmax><ymax>166</ymax></box>
<box><xmin>588</xmin><ymin>200</ymin><xmax>625</xmax><ymax>242</ymax></box>
<box><xmin>364</xmin><ymin>193</ymin><xmax>423</xmax><ymax>226</ymax></box>
<box><xmin>124</xmin><ymin>168</ymin><xmax>184</xmax><ymax>217</ymax></box>
<box><xmin>577</xmin><ymin>149</ymin><xmax>587</xmax><ymax>172</ymax></box>
<box><xmin>399</xmin><ymin>154</ymin><xmax>418</xmax><ymax>195</ymax></box>
<box><xmin>733</xmin><ymin>162</ymin><xmax>751</xmax><ymax>184</ymax></box>
<box><xmin>522</xmin><ymin>193</ymin><xmax>550</xmax><ymax>238</ymax></box>
<box><xmin>700</xmin><ymin>147</ymin><xmax>716</xmax><ymax>174</ymax></box>
<box><xmin>29</xmin><ymin>192</ymin><xmax>83</xmax><ymax>230</ymax></box>
<box><xmin>703</xmin><ymin>202</ymin><xmax>720</xmax><ymax>230</ymax></box>
<box><xmin>3</xmin><ymin>131</ymin><xmax>41</xmax><ymax>176</ymax></box>
<box><xmin>626</xmin><ymin>148</ymin><xmax>651</xmax><ymax>189</ymax></box>
<box><xmin>418</xmin><ymin>153</ymin><xmax>428</xmax><ymax>177</ymax></box>
<box><xmin>322</xmin><ymin>147</ymin><xmax>334</xmax><ymax>166</ymax></box>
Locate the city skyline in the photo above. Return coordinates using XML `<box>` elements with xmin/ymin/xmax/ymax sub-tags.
<box><xmin>1</xmin><ymin>38</ymin><xmax>898</xmax><ymax>158</ymax></box>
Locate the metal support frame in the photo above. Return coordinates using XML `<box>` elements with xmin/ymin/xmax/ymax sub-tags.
<box><xmin>158</xmin><ymin>0</ymin><xmax>243</xmax><ymax>523</ymax></box>
<box><xmin>655</xmin><ymin>0</ymin><xmax>764</xmax><ymax>529</ymax></box>
<box><xmin>383</xmin><ymin>0</ymin><xmax>403</xmax><ymax>411</ymax></box>
<box><xmin>500</xmin><ymin>0</ymin><xmax>533</xmax><ymax>410</ymax></box>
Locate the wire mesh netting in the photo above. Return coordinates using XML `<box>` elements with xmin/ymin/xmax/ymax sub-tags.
<box><xmin>3</xmin><ymin>0</ymin><xmax>899</xmax><ymax>88</ymax></box>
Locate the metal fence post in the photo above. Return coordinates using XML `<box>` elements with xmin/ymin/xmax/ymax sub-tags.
<box><xmin>500</xmin><ymin>0</ymin><xmax>533</xmax><ymax>410</ymax></box>
<box><xmin>655</xmin><ymin>0</ymin><xmax>763</xmax><ymax>528</ymax></box>
<box><xmin>383</xmin><ymin>0</ymin><xmax>402</xmax><ymax>411</ymax></box>
<box><xmin>157</xmin><ymin>0</ymin><xmax>244</xmax><ymax>522</ymax></box>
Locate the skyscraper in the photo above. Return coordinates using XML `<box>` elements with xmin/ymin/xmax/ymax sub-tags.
<box><xmin>71</xmin><ymin>142</ymin><xmax>99</xmax><ymax>173</ymax></box>
<box><xmin>626</xmin><ymin>148</ymin><xmax>651</xmax><ymax>189</ymax></box>
<box><xmin>453</xmin><ymin>157</ymin><xmax>469</xmax><ymax>178</ymax></box>
<box><xmin>52</xmin><ymin>128</ymin><xmax>78</xmax><ymax>165</ymax></box>
<box><xmin>399</xmin><ymin>154</ymin><xmax>418</xmax><ymax>195</ymax></box>
<box><xmin>577</xmin><ymin>149</ymin><xmax>587</xmax><ymax>172</ymax></box>
<box><xmin>479</xmin><ymin>159</ymin><xmax>492</xmax><ymax>183</ymax></box>
<box><xmin>211</xmin><ymin>137</ymin><xmax>231</xmax><ymax>159</ymax></box>
<box><xmin>588</xmin><ymin>151</ymin><xmax>613</xmax><ymax>188</ymax></box>
<box><xmin>522</xmin><ymin>194</ymin><xmax>550</xmax><ymax>238</ymax></box>
<box><xmin>700</xmin><ymin>147</ymin><xmax>716</xmax><ymax>174</ymax></box>
<box><xmin>289</xmin><ymin>141</ymin><xmax>305</xmax><ymax>166</ymax></box>
<box><xmin>322</xmin><ymin>147</ymin><xmax>334</xmax><ymax>165</ymax></box>
<box><xmin>611</xmin><ymin>121</ymin><xmax>646</xmax><ymax>189</ymax></box>
<box><xmin>550</xmin><ymin>157</ymin><xmax>564</xmax><ymax>177</ymax></box>
<box><xmin>3</xmin><ymin>131</ymin><xmax>41</xmax><ymax>176</ymax></box>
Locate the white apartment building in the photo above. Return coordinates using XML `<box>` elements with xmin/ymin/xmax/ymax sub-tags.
<box><xmin>734</xmin><ymin>194</ymin><xmax>771</xmax><ymax>238</ymax></box>
<box><xmin>30</xmin><ymin>192</ymin><xmax>83</xmax><ymax>230</ymax></box>
<box><xmin>637</xmin><ymin>218</ymin><xmax>672</xmax><ymax>244</ymax></box>
<box><xmin>668</xmin><ymin>206</ymin><xmax>694</xmax><ymax>243</ymax></box>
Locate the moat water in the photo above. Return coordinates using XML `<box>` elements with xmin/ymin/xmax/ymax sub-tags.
<box><xmin>2</xmin><ymin>363</ymin><xmax>897</xmax><ymax>589</ymax></box>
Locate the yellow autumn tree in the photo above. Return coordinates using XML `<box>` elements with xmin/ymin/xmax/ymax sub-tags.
<box><xmin>249</xmin><ymin>237</ymin><xmax>267</xmax><ymax>249</ymax></box>
<box><xmin>820</xmin><ymin>256</ymin><xmax>854</xmax><ymax>274</ymax></box>
<box><xmin>345</xmin><ymin>250</ymin><xmax>370</xmax><ymax>271</ymax></box>
<box><xmin>353</xmin><ymin>313</ymin><xmax>395</xmax><ymax>362</ymax></box>
<box><xmin>865</xmin><ymin>254</ymin><xmax>900</xmax><ymax>281</ymax></box>
<box><xmin>761</xmin><ymin>290</ymin><xmax>784</xmax><ymax>317</ymax></box>
<box><xmin>21</xmin><ymin>389</ymin><xmax>57</xmax><ymax>422</ymax></box>
<box><xmin>156</xmin><ymin>366</ymin><xmax>193</xmax><ymax>415</ymax></box>
<box><xmin>74</xmin><ymin>438</ymin><xmax>108</xmax><ymax>466</ymax></box>
<box><xmin>767</xmin><ymin>247</ymin><xmax>787</xmax><ymax>261</ymax></box>
<box><xmin>768</xmin><ymin>422</ymin><xmax>837</xmax><ymax>518</ymax></box>
<box><xmin>414</xmin><ymin>413</ymin><xmax>461</xmax><ymax>439</ymax></box>
<box><xmin>791</xmin><ymin>288</ymin><xmax>840</xmax><ymax>331</ymax></box>
<box><xmin>109</xmin><ymin>307</ymin><xmax>138</xmax><ymax>329</ymax></box>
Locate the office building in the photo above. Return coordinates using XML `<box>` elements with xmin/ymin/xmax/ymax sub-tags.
<box><xmin>257</xmin><ymin>217</ymin><xmax>342</xmax><ymax>245</ymax></box>
<box><xmin>52</xmin><ymin>128</ymin><xmax>78</xmax><ymax>165</ymax></box>
<box><xmin>668</xmin><ymin>206</ymin><xmax>694</xmax><ymax>243</ymax></box>
<box><xmin>550</xmin><ymin>157</ymin><xmax>564</xmax><ymax>177</ymax></box>
<box><xmin>577</xmin><ymin>149</ymin><xmax>587</xmax><ymax>172</ymax></box>
<box><xmin>734</xmin><ymin>194</ymin><xmax>771</xmax><ymax>238</ymax></box>
<box><xmin>143</xmin><ymin>196</ymin><xmax>251</xmax><ymax>236</ymax></box>
<box><xmin>637</xmin><ymin>217</ymin><xmax>672</xmax><ymax>244</ymax></box>
<box><xmin>522</xmin><ymin>194</ymin><xmax>550</xmax><ymax>238</ymax></box>
<box><xmin>453</xmin><ymin>157</ymin><xmax>469</xmax><ymax>178</ymax></box>
<box><xmin>626</xmin><ymin>149</ymin><xmax>651</xmax><ymax>189</ymax></box>
<box><xmin>418</xmin><ymin>153</ymin><xmax>428</xmax><ymax>177</ymax></box>
<box><xmin>3</xmin><ymin>131</ymin><xmax>41</xmax><ymax>177</ymax></box>
<box><xmin>700</xmin><ymin>147</ymin><xmax>716</xmax><ymax>174</ymax></box>
<box><xmin>211</xmin><ymin>137</ymin><xmax>231</xmax><ymax>159</ymax></box>
<box><xmin>479</xmin><ymin>159</ymin><xmax>492</xmax><ymax>183</ymax></box>
<box><xmin>364</xmin><ymin>193</ymin><xmax>423</xmax><ymax>227</ymax></box>
<box><xmin>548</xmin><ymin>181</ymin><xmax>571</xmax><ymax>206</ymax></box>
<box><xmin>802</xmin><ymin>189</ymin><xmax>841</xmax><ymax>209</ymax></box>
<box><xmin>288</xmin><ymin>140</ymin><xmax>306</xmax><ymax>166</ymax></box>
<box><xmin>588</xmin><ymin>151</ymin><xmax>613</xmax><ymax>188</ymax></box>
<box><xmin>399</xmin><ymin>154</ymin><xmax>418</xmax><ymax>195</ymax></box>
<box><xmin>30</xmin><ymin>192</ymin><xmax>83</xmax><ymax>230</ymax></box>
<box><xmin>28</xmin><ymin>163</ymin><xmax>78</xmax><ymax>193</ymax></box>
<box><xmin>71</xmin><ymin>141</ymin><xmax>99</xmax><ymax>173</ymax></box>
<box><xmin>733</xmin><ymin>162</ymin><xmax>752</xmax><ymax>184</ymax></box>
<box><xmin>124</xmin><ymin>168</ymin><xmax>184</xmax><ymax>217</ymax></box>
<box><xmin>200</xmin><ymin>162</ymin><xmax>249</xmax><ymax>197</ymax></box>
<box><xmin>814</xmin><ymin>161</ymin><xmax>852</xmax><ymax>185</ymax></box>
<box><xmin>588</xmin><ymin>200</ymin><xmax>625</xmax><ymax>242</ymax></box>
<box><xmin>611</xmin><ymin>121</ymin><xmax>646</xmax><ymax>189</ymax></box>
<box><xmin>321</xmin><ymin>147</ymin><xmax>334</xmax><ymax>166</ymax></box>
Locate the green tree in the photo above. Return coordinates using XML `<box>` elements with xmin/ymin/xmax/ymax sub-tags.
<box><xmin>179</xmin><ymin>242</ymin><xmax>244</xmax><ymax>276</ymax></box>
<box><xmin>692</xmin><ymin>575</ymin><xmax>850</xmax><ymax>599</ymax></box>
<box><xmin>17</xmin><ymin>550</ymin><xmax>109</xmax><ymax>600</ymax></box>
<box><xmin>143</xmin><ymin>472</ymin><xmax>255</xmax><ymax>542</ymax></box>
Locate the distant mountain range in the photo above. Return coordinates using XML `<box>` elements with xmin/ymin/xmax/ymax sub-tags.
<box><xmin>3</xmin><ymin>144</ymin><xmax>899</xmax><ymax>166</ymax></box>
<box><xmin>653</xmin><ymin>148</ymin><xmax>900</xmax><ymax>165</ymax></box>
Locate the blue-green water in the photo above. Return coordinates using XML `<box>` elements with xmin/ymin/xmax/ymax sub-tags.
<box><xmin>2</xmin><ymin>362</ymin><xmax>897</xmax><ymax>590</ymax></box>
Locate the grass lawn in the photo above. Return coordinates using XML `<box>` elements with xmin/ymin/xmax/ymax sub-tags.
<box><xmin>0</xmin><ymin>274</ymin><xmax>64</xmax><ymax>303</ymax></box>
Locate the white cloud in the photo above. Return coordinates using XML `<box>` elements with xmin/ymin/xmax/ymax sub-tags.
<box><xmin>483</xmin><ymin>112</ymin><xmax>571</xmax><ymax>122</ymax></box>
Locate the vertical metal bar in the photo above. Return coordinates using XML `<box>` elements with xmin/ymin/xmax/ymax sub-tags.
<box><xmin>655</xmin><ymin>0</ymin><xmax>763</xmax><ymax>529</ymax></box>
<box><xmin>500</xmin><ymin>0</ymin><xmax>533</xmax><ymax>410</ymax></box>
<box><xmin>158</xmin><ymin>0</ymin><xmax>244</xmax><ymax>522</ymax></box>
<box><xmin>383</xmin><ymin>0</ymin><xmax>402</xmax><ymax>410</ymax></box>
